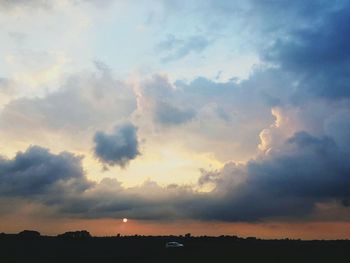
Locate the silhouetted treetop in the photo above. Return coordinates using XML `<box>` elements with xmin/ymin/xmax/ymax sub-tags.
<box><xmin>18</xmin><ymin>230</ymin><xmax>41</xmax><ymax>238</ymax></box>
<box><xmin>57</xmin><ymin>230</ymin><xmax>91</xmax><ymax>239</ymax></box>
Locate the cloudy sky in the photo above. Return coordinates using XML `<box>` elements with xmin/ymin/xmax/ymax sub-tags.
<box><xmin>1</xmin><ymin>0</ymin><xmax>350</xmax><ymax>239</ymax></box>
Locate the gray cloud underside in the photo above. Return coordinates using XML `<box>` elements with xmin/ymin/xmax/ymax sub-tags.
<box><xmin>0</xmin><ymin>67</ymin><xmax>136</xmax><ymax>134</ymax></box>
<box><xmin>1</xmin><ymin>130</ymin><xmax>350</xmax><ymax>221</ymax></box>
<box><xmin>198</xmin><ymin>131</ymin><xmax>350</xmax><ymax>221</ymax></box>
<box><xmin>154</xmin><ymin>101</ymin><xmax>196</xmax><ymax>125</ymax></box>
<box><xmin>0</xmin><ymin>146</ymin><xmax>92</xmax><ymax>200</ymax></box>
<box><xmin>93</xmin><ymin>123</ymin><xmax>140</xmax><ymax>167</ymax></box>
<box><xmin>262</xmin><ymin>4</ymin><xmax>350</xmax><ymax>100</ymax></box>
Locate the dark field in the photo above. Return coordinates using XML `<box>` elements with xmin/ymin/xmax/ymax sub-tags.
<box><xmin>1</xmin><ymin>234</ymin><xmax>349</xmax><ymax>263</ymax></box>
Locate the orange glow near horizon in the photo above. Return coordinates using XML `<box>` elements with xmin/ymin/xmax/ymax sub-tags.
<box><xmin>1</xmin><ymin>217</ymin><xmax>350</xmax><ymax>240</ymax></box>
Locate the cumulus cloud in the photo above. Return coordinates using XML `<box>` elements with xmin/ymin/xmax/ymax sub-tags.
<box><xmin>262</xmin><ymin>2</ymin><xmax>350</xmax><ymax>100</ymax></box>
<box><xmin>0</xmin><ymin>146</ymin><xmax>92</xmax><ymax>199</ymax></box>
<box><xmin>136</xmin><ymin>71</ymin><xmax>290</xmax><ymax>161</ymax></box>
<box><xmin>0</xmin><ymin>145</ymin><xmax>200</xmax><ymax>219</ymax></box>
<box><xmin>0</xmin><ymin>67</ymin><xmax>137</xmax><ymax>152</ymax></box>
<box><xmin>93</xmin><ymin>123</ymin><xmax>140</xmax><ymax>167</ymax></box>
<box><xmin>1</xmin><ymin>0</ymin><xmax>350</xmax><ymax>225</ymax></box>
<box><xmin>154</xmin><ymin>101</ymin><xmax>196</xmax><ymax>125</ymax></box>
<box><xmin>195</xmin><ymin>131</ymin><xmax>350</xmax><ymax>221</ymax></box>
<box><xmin>1</xmin><ymin>130</ymin><xmax>350</xmax><ymax>222</ymax></box>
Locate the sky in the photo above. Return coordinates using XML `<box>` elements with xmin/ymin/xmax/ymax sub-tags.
<box><xmin>0</xmin><ymin>0</ymin><xmax>350</xmax><ymax>239</ymax></box>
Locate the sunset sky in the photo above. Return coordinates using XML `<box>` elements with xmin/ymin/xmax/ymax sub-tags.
<box><xmin>1</xmin><ymin>0</ymin><xmax>350</xmax><ymax>239</ymax></box>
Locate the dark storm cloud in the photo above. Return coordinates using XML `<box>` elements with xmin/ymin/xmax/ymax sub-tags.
<box><xmin>196</xmin><ymin>131</ymin><xmax>350</xmax><ymax>221</ymax></box>
<box><xmin>93</xmin><ymin>123</ymin><xmax>140</xmax><ymax>167</ymax></box>
<box><xmin>1</xmin><ymin>131</ymin><xmax>350</xmax><ymax>222</ymax></box>
<box><xmin>0</xmin><ymin>146</ymin><xmax>91</xmax><ymax>197</ymax></box>
<box><xmin>0</xmin><ymin>146</ymin><xmax>215</xmax><ymax>221</ymax></box>
<box><xmin>263</xmin><ymin>2</ymin><xmax>350</xmax><ymax>99</ymax></box>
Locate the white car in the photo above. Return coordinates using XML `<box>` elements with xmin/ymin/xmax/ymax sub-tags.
<box><xmin>165</xmin><ymin>241</ymin><xmax>184</xmax><ymax>248</ymax></box>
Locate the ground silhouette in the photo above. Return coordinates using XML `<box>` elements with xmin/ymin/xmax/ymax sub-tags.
<box><xmin>0</xmin><ymin>230</ymin><xmax>349</xmax><ymax>262</ymax></box>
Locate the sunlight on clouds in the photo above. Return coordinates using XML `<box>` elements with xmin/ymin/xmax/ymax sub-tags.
<box><xmin>0</xmin><ymin>0</ymin><xmax>350</xmax><ymax>238</ymax></box>
<box><xmin>258</xmin><ymin>107</ymin><xmax>283</xmax><ymax>153</ymax></box>
<box><xmin>258</xmin><ymin>128</ymin><xmax>272</xmax><ymax>153</ymax></box>
<box><xmin>5</xmin><ymin>52</ymin><xmax>69</xmax><ymax>93</ymax></box>
<box><xmin>258</xmin><ymin>107</ymin><xmax>300</xmax><ymax>154</ymax></box>
<box><xmin>271</xmin><ymin>107</ymin><xmax>284</xmax><ymax>128</ymax></box>
<box><xmin>82</xmin><ymin>141</ymin><xmax>224</xmax><ymax>187</ymax></box>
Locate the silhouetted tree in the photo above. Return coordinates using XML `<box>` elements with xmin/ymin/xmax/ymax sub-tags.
<box><xmin>57</xmin><ymin>230</ymin><xmax>91</xmax><ymax>239</ymax></box>
<box><xmin>18</xmin><ymin>230</ymin><xmax>41</xmax><ymax>238</ymax></box>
